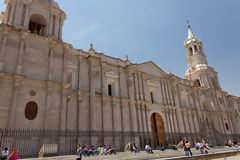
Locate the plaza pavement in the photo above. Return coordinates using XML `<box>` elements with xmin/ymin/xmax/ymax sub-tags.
<box><xmin>21</xmin><ymin>146</ymin><xmax>239</xmax><ymax>160</ymax></box>
<box><xmin>214</xmin><ymin>155</ymin><xmax>240</xmax><ymax>160</ymax></box>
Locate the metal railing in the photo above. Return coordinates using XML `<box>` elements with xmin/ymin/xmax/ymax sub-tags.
<box><xmin>0</xmin><ymin>128</ymin><xmax>239</xmax><ymax>159</ymax></box>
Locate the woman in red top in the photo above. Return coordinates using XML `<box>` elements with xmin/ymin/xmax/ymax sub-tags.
<box><xmin>9</xmin><ymin>148</ymin><xmax>18</xmax><ymax>160</ymax></box>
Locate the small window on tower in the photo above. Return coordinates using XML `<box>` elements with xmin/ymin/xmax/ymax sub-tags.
<box><xmin>194</xmin><ymin>45</ymin><xmax>197</xmax><ymax>52</ymax></box>
<box><xmin>199</xmin><ymin>46</ymin><xmax>201</xmax><ymax>52</ymax></box>
<box><xmin>189</xmin><ymin>47</ymin><xmax>193</xmax><ymax>56</ymax></box>
<box><xmin>108</xmin><ymin>84</ymin><xmax>112</xmax><ymax>96</ymax></box>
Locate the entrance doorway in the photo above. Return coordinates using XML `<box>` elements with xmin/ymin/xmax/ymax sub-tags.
<box><xmin>150</xmin><ymin>113</ymin><xmax>166</xmax><ymax>148</ymax></box>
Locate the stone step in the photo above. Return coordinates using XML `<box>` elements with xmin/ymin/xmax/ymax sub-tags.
<box><xmin>20</xmin><ymin>146</ymin><xmax>239</xmax><ymax>160</ymax></box>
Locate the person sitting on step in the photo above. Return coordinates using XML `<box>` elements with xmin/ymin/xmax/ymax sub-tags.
<box><xmin>145</xmin><ymin>144</ymin><xmax>153</xmax><ymax>154</ymax></box>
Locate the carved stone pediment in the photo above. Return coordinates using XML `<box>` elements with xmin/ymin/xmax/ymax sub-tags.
<box><xmin>132</xmin><ymin>61</ymin><xmax>169</xmax><ymax>78</ymax></box>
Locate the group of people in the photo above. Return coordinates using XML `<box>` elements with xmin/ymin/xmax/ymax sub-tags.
<box><xmin>156</xmin><ymin>143</ymin><xmax>166</xmax><ymax>151</ymax></box>
<box><xmin>76</xmin><ymin>144</ymin><xmax>116</xmax><ymax>159</ymax></box>
<box><xmin>225</xmin><ymin>139</ymin><xmax>239</xmax><ymax>148</ymax></box>
<box><xmin>0</xmin><ymin>148</ymin><xmax>18</xmax><ymax>160</ymax></box>
<box><xmin>129</xmin><ymin>143</ymin><xmax>140</xmax><ymax>154</ymax></box>
<box><xmin>177</xmin><ymin>140</ymin><xmax>192</xmax><ymax>156</ymax></box>
<box><xmin>75</xmin><ymin>138</ymin><xmax>239</xmax><ymax>159</ymax></box>
<box><xmin>195</xmin><ymin>139</ymin><xmax>211</xmax><ymax>154</ymax></box>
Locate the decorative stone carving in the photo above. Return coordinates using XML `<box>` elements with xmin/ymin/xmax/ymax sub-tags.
<box><xmin>146</xmin><ymin>79</ymin><xmax>160</xmax><ymax>87</ymax></box>
<box><xmin>105</xmin><ymin>71</ymin><xmax>118</xmax><ymax>79</ymax></box>
<box><xmin>29</xmin><ymin>90</ymin><xmax>36</xmax><ymax>96</ymax></box>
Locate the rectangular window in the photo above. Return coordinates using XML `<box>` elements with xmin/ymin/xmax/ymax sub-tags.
<box><xmin>108</xmin><ymin>84</ymin><xmax>112</xmax><ymax>96</ymax></box>
<box><xmin>150</xmin><ymin>92</ymin><xmax>154</xmax><ymax>103</ymax></box>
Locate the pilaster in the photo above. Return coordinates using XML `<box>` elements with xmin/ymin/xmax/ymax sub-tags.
<box><xmin>0</xmin><ymin>30</ymin><xmax>8</xmax><ymax>71</ymax></box>
<box><xmin>59</xmin><ymin>83</ymin><xmax>70</xmax><ymax>131</ymax></box>
<box><xmin>48</xmin><ymin>43</ymin><xmax>55</xmax><ymax>80</ymax></box>
<box><xmin>16</xmin><ymin>33</ymin><xmax>27</xmax><ymax>74</ymax></box>
<box><xmin>8</xmin><ymin>75</ymin><xmax>23</xmax><ymax>128</ymax></box>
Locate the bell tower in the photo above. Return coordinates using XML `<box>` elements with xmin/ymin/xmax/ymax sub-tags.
<box><xmin>184</xmin><ymin>24</ymin><xmax>221</xmax><ymax>90</ymax></box>
<box><xmin>0</xmin><ymin>0</ymin><xmax>66</xmax><ymax>40</ymax></box>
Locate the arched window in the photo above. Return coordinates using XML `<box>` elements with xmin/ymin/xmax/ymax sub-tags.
<box><xmin>28</xmin><ymin>14</ymin><xmax>47</xmax><ymax>36</ymax></box>
<box><xmin>194</xmin><ymin>45</ymin><xmax>197</xmax><ymax>52</ymax></box>
<box><xmin>25</xmin><ymin>101</ymin><xmax>38</xmax><ymax>120</ymax></box>
<box><xmin>108</xmin><ymin>84</ymin><xmax>112</xmax><ymax>96</ymax></box>
<box><xmin>194</xmin><ymin>79</ymin><xmax>201</xmax><ymax>87</ymax></box>
<box><xmin>189</xmin><ymin>47</ymin><xmax>193</xmax><ymax>56</ymax></box>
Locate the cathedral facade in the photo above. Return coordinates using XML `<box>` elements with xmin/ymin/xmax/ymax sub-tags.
<box><xmin>0</xmin><ymin>0</ymin><xmax>239</xmax><ymax>151</ymax></box>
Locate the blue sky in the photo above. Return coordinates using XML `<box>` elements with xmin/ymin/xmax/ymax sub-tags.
<box><xmin>0</xmin><ymin>0</ymin><xmax>239</xmax><ymax>96</ymax></box>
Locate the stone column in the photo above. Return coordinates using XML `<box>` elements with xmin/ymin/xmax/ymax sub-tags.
<box><xmin>167</xmin><ymin>81</ymin><xmax>174</xmax><ymax>106</ymax></box>
<box><xmin>169</xmin><ymin>108</ymin><xmax>176</xmax><ymax>142</ymax></box>
<box><xmin>161</xmin><ymin>79</ymin><xmax>167</xmax><ymax>105</ymax></box>
<box><xmin>48</xmin><ymin>43</ymin><xmax>55</xmax><ymax>81</ymax></box>
<box><xmin>141</xmin><ymin>74</ymin><xmax>150</xmax><ymax>140</ymax></box>
<box><xmin>76</xmin><ymin>56</ymin><xmax>82</xmax><ymax>132</ymax></box>
<box><xmin>176</xmin><ymin>84</ymin><xmax>186</xmax><ymax>134</ymax></box>
<box><xmin>13</xmin><ymin>2</ymin><xmax>20</xmax><ymax>26</ymax></box>
<box><xmin>173</xmin><ymin>108</ymin><xmax>179</xmax><ymax>133</ymax></box>
<box><xmin>3</xmin><ymin>5</ymin><xmax>11</xmax><ymax>24</ymax></box>
<box><xmin>159</xmin><ymin>79</ymin><xmax>164</xmax><ymax>105</ymax></box>
<box><xmin>0</xmin><ymin>30</ymin><xmax>8</xmax><ymax>71</ymax></box>
<box><xmin>163</xmin><ymin>109</ymin><xmax>170</xmax><ymax>142</ymax></box>
<box><xmin>62</xmin><ymin>45</ymin><xmax>69</xmax><ymax>82</ymax></box>
<box><xmin>164</xmin><ymin>80</ymin><xmax>170</xmax><ymax>105</ymax></box>
<box><xmin>48</xmin><ymin>13</ymin><xmax>54</xmax><ymax>37</ymax></box>
<box><xmin>211</xmin><ymin>92</ymin><xmax>223</xmax><ymax>133</ymax></box>
<box><xmin>8</xmin><ymin>75</ymin><xmax>23</xmax><ymax>128</ymax></box>
<box><xmin>23</xmin><ymin>4</ymin><xmax>29</xmax><ymax>28</ymax></box>
<box><xmin>88</xmin><ymin>59</ymin><xmax>95</xmax><ymax>133</ymax></box>
<box><xmin>117</xmin><ymin>66</ymin><xmax>124</xmax><ymax>150</ymax></box>
<box><xmin>100</xmin><ymin>62</ymin><xmax>105</xmax><ymax>144</ymax></box>
<box><xmin>59</xmin><ymin>17</ymin><xmax>63</xmax><ymax>40</ymax></box>
<box><xmin>137</xmin><ymin>73</ymin><xmax>145</xmax><ymax>134</ymax></box>
<box><xmin>165</xmin><ymin>109</ymin><xmax>171</xmax><ymax>133</ymax></box>
<box><xmin>54</xmin><ymin>15</ymin><xmax>60</xmax><ymax>38</ymax></box>
<box><xmin>43</xmin><ymin>81</ymin><xmax>53</xmax><ymax>129</ymax></box>
<box><xmin>16</xmin><ymin>34</ymin><xmax>27</xmax><ymax>74</ymax></box>
<box><xmin>59</xmin><ymin>83</ymin><xmax>69</xmax><ymax>131</ymax></box>
<box><xmin>131</xmin><ymin>70</ymin><xmax>140</xmax><ymax>133</ymax></box>
<box><xmin>8</xmin><ymin>2</ymin><xmax>16</xmax><ymax>25</ymax></box>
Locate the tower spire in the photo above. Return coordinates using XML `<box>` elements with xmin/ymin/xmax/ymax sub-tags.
<box><xmin>186</xmin><ymin>21</ymin><xmax>196</xmax><ymax>40</ymax></box>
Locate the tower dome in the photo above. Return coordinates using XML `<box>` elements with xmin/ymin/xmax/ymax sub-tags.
<box><xmin>34</xmin><ymin>0</ymin><xmax>60</xmax><ymax>9</ymax></box>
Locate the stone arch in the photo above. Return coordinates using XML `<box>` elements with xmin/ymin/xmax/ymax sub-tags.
<box><xmin>193</xmin><ymin>79</ymin><xmax>201</xmax><ymax>87</ymax></box>
<box><xmin>194</xmin><ymin>45</ymin><xmax>198</xmax><ymax>52</ymax></box>
<box><xmin>28</xmin><ymin>14</ymin><xmax>47</xmax><ymax>36</ymax></box>
<box><xmin>149</xmin><ymin>111</ymin><xmax>167</xmax><ymax>148</ymax></box>
<box><xmin>189</xmin><ymin>47</ymin><xmax>193</xmax><ymax>56</ymax></box>
<box><xmin>148</xmin><ymin>110</ymin><xmax>166</xmax><ymax>129</ymax></box>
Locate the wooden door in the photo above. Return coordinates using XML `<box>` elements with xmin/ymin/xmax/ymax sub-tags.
<box><xmin>151</xmin><ymin>113</ymin><xmax>166</xmax><ymax>148</ymax></box>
